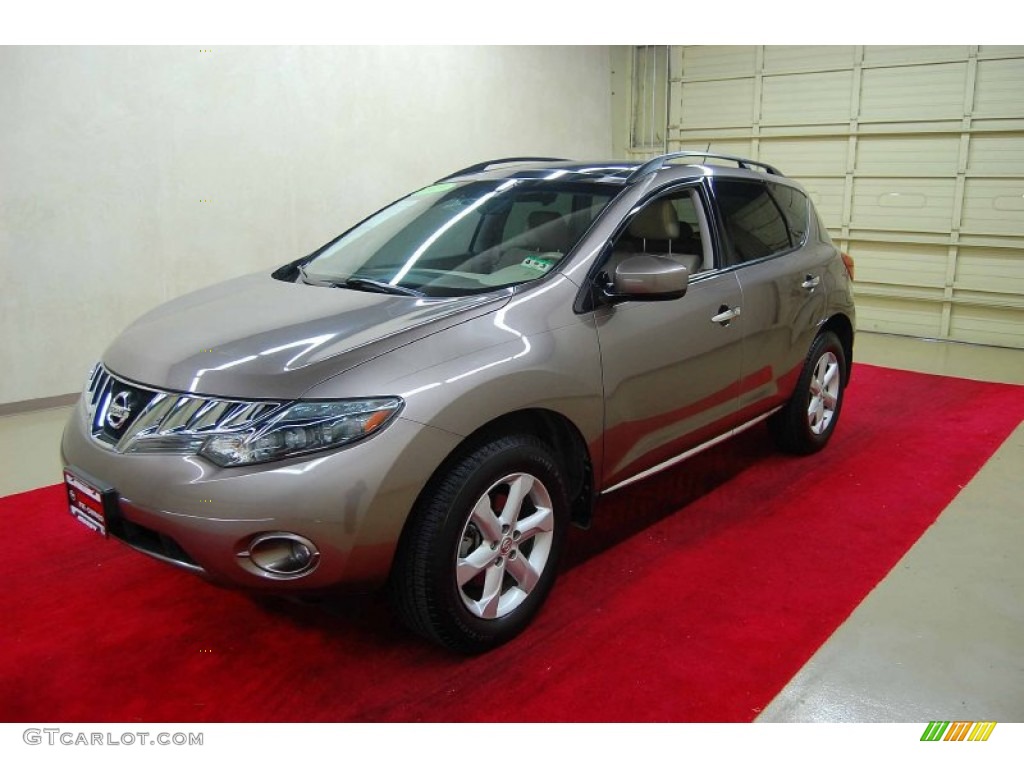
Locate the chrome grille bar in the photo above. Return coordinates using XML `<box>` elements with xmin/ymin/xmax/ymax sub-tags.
<box><xmin>85</xmin><ymin>365</ymin><xmax>282</xmax><ymax>454</ymax></box>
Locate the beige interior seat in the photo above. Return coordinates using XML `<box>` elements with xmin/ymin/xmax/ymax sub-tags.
<box><xmin>607</xmin><ymin>199</ymin><xmax>702</xmax><ymax>276</ymax></box>
<box><xmin>491</xmin><ymin>210</ymin><xmax>572</xmax><ymax>270</ymax></box>
<box><xmin>521</xmin><ymin>210</ymin><xmax>571</xmax><ymax>253</ymax></box>
<box><xmin>629</xmin><ymin>199</ymin><xmax>680</xmax><ymax>244</ymax></box>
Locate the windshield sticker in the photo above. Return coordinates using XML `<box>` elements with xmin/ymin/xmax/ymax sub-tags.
<box><xmin>412</xmin><ymin>182</ymin><xmax>458</xmax><ymax>197</ymax></box>
<box><xmin>521</xmin><ymin>256</ymin><xmax>557</xmax><ymax>273</ymax></box>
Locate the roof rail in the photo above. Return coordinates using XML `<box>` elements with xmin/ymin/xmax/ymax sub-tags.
<box><xmin>437</xmin><ymin>156</ymin><xmax>568</xmax><ymax>182</ymax></box>
<box><xmin>626</xmin><ymin>151</ymin><xmax>783</xmax><ymax>182</ymax></box>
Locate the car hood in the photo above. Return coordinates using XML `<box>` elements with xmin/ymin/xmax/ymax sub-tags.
<box><xmin>102</xmin><ymin>272</ymin><xmax>508</xmax><ymax>399</ymax></box>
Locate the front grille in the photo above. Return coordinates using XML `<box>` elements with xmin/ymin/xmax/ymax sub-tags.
<box><xmin>86</xmin><ymin>365</ymin><xmax>280</xmax><ymax>453</ymax></box>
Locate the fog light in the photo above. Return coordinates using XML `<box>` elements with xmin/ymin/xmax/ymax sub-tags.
<box><xmin>240</xmin><ymin>533</ymin><xmax>320</xmax><ymax>579</ymax></box>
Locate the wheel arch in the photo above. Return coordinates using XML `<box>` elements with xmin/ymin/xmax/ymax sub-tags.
<box><xmin>821</xmin><ymin>312</ymin><xmax>854</xmax><ymax>382</ymax></box>
<box><xmin>400</xmin><ymin>408</ymin><xmax>596</xmax><ymax>548</ymax></box>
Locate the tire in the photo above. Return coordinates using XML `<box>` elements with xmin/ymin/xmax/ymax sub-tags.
<box><xmin>770</xmin><ymin>331</ymin><xmax>847</xmax><ymax>455</ymax></box>
<box><xmin>389</xmin><ymin>434</ymin><xmax>569</xmax><ymax>654</ymax></box>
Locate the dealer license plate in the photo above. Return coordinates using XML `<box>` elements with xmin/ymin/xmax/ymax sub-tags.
<box><xmin>64</xmin><ymin>468</ymin><xmax>116</xmax><ymax>537</ymax></box>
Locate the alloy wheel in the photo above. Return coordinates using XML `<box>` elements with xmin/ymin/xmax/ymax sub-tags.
<box><xmin>455</xmin><ymin>472</ymin><xmax>555</xmax><ymax>620</ymax></box>
<box><xmin>807</xmin><ymin>351</ymin><xmax>840</xmax><ymax>435</ymax></box>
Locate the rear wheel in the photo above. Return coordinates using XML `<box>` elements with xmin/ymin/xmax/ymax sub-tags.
<box><xmin>389</xmin><ymin>434</ymin><xmax>569</xmax><ymax>654</ymax></box>
<box><xmin>770</xmin><ymin>331</ymin><xmax>847</xmax><ymax>455</ymax></box>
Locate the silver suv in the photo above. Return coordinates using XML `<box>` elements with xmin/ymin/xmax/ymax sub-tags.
<box><xmin>62</xmin><ymin>152</ymin><xmax>855</xmax><ymax>653</ymax></box>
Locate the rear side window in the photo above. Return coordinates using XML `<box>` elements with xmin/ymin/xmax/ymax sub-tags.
<box><xmin>768</xmin><ymin>182</ymin><xmax>810</xmax><ymax>245</ymax></box>
<box><xmin>712</xmin><ymin>179</ymin><xmax>791</xmax><ymax>266</ymax></box>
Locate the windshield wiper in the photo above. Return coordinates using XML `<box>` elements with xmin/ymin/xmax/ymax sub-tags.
<box><xmin>339</xmin><ymin>277</ymin><xmax>425</xmax><ymax>297</ymax></box>
<box><xmin>298</xmin><ymin>266</ymin><xmax>424</xmax><ymax>297</ymax></box>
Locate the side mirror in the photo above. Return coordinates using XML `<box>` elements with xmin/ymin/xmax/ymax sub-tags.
<box><xmin>603</xmin><ymin>253</ymin><xmax>689</xmax><ymax>303</ymax></box>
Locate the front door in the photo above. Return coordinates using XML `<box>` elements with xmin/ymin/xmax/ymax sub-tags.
<box><xmin>591</xmin><ymin>185</ymin><xmax>746</xmax><ymax>490</ymax></box>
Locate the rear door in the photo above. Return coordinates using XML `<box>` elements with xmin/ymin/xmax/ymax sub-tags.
<box><xmin>708</xmin><ymin>178</ymin><xmax>831</xmax><ymax>421</ymax></box>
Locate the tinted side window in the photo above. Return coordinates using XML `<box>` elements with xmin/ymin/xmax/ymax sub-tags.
<box><xmin>769</xmin><ymin>182</ymin><xmax>810</xmax><ymax>245</ymax></box>
<box><xmin>712</xmin><ymin>180</ymin><xmax>791</xmax><ymax>266</ymax></box>
<box><xmin>603</xmin><ymin>187</ymin><xmax>709</xmax><ymax>277</ymax></box>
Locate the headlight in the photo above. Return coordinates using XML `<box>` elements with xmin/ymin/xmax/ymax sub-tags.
<box><xmin>197</xmin><ymin>398</ymin><xmax>403</xmax><ymax>467</ymax></box>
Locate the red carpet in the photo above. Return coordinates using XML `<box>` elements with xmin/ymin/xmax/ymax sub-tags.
<box><xmin>3</xmin><ymin>365</ymin><xmax>1023</xmax><ymax>722</ymax></box>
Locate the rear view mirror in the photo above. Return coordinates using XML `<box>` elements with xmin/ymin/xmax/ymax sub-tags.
<box><xmin>604</xmin><ymin>253</ymin><xmax>689</xmax><ymax>303</ymax></box>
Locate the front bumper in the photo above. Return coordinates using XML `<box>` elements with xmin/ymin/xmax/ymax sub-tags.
<box><xmin>60</xmin><ymin>397</ymin><xmax>461</xmax><ymax>591</ymax></box>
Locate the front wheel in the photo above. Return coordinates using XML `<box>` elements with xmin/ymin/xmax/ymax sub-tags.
<box><xmin>389</xmin><ymin>434</ymin><xmax>569</xmax><ymax>654</ymax></box>
<box><xmin>770</xmin><ymin>331</ymin><xmax>847</xmax><ymax>455</ymax></box>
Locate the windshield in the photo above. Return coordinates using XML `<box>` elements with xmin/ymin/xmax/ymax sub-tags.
<box><xmin>300</xmin><ymin>179</ymin><xmax>617</xmax><ymax>297</ymax></box>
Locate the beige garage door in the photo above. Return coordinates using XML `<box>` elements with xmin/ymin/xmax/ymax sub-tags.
<box><xmin>626</xmin><ymin>46</ymin><xmax>1024</xmax><ymax>348</ymax></box>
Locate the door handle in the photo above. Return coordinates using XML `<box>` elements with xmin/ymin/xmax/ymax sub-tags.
<box><xmin>711</xmin><ymin>305</ymin><xmax>741</xmax><ymax>325</ymax></box>
<box><xmin>802</xmin><ymin>274</ymin><xmax>821</xmax><ymax>290</ymax></box>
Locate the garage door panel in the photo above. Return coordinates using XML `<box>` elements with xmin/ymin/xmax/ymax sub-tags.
<box><xmin>948</xmin><ymin>305</ymin><xmax>1024</xmax><ymax>346</ymax></box>
<box><xmin>703</xmin><ymin>140</ymin><xmax>755</xmax><ymax>159</ymax></box>
<box><xmin>856</xmin><ymin>136</ymin><xmax>960</xmax><ymax>177</ymax></box>
<box><xmin>670</xmin><ymin>139</ymin><xmax>755</xmax><ymax>162</ymax></box>
<box><xmin>960</xmin><ymin>179</ymin><xmax>1024</xmax><ymax>236</ymax></box>
<box><xmin>680</xmin><ymin>79</ymin><xmax>754</xmax><ymax>129</ymax></box>
<box><xmin>967</xmin><ymin>134</ymin><xmax>1024</xmax><ymax>176</ymax></box>
<box><xmin>862</xmin><ymin>46</ymin><xmax>972</xmax><ymax>67</ymax></box>
<box><xmin>661</xmin><ymin>46</ymin><xmax>1024</xmax><ymax>347</ymax></box>
<box><xmin>857</xmin><ymin>297</ymin><xmax>944</xmax><ymax>338</ymax></box>
<box><xmin>677</xmin><ymin>128</ymin><xmax>751</xmax><ymax>142</ymax></box>
<box><xmin>759</xmin><ymin>137</ymin><xmax>848</xmax><ymax>176</ymax></box>
<box><xmin>851</xmin><ymin>178</ymin><xmax>957</xmax><ymax>233</ymax></box>
<box><xmin>955</xmin><ymin>246</ymin><xmax>1024</xmax><ymax>295</ymax></box>
<box><xmin>978</xmin><ymin>46</ymin><xmax>1024</xmax><ymax>58</ymax></box>
<box><xmin>762</xmin><ymin>71</ymin><xmax>853</xmax><ymax>125</ymax></box>
<box><xmin>762</xmin><ymin>46</ymin><xmax>856</xmax><ymax>74</ymax></box>
<box><xmin>680</xmin><ymin>46</ymin><xmax>757</xmax><ymax>80</ymax></box>
<box><xmin>859</xmin><ymin>63</ymin><xmax>967</xmax><ymax>122</ymax></box>
<box><xmin>853</xmin><ymin>241</ymin><xmax>948</xmax><ymax>289</ymax></box>
<box><xmin>798</xmin><ymin>178</ymin><xmax>845</xmax><ymax>229</ymax></box>
<box><xmin>974</xmin><ymin>60</ymin><xmax>1024</xmax><ymax>118</ymax></box>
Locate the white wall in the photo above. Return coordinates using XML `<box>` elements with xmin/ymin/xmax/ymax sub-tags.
<box><xmin>0</xmin><ymin>46</ymin><xmax>612</xmax><ymax>405</ymax></box>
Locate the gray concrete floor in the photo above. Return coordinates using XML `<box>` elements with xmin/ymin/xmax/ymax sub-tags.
<box><xmin>2</xmin><ymin>332</ymin><xmax>1022</xmax><ymax>722</ymax></box>
<box><xmin>758</xmin><ymin>333</ymin><xmax>1024</xmax><ymax>722</ymax></box>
